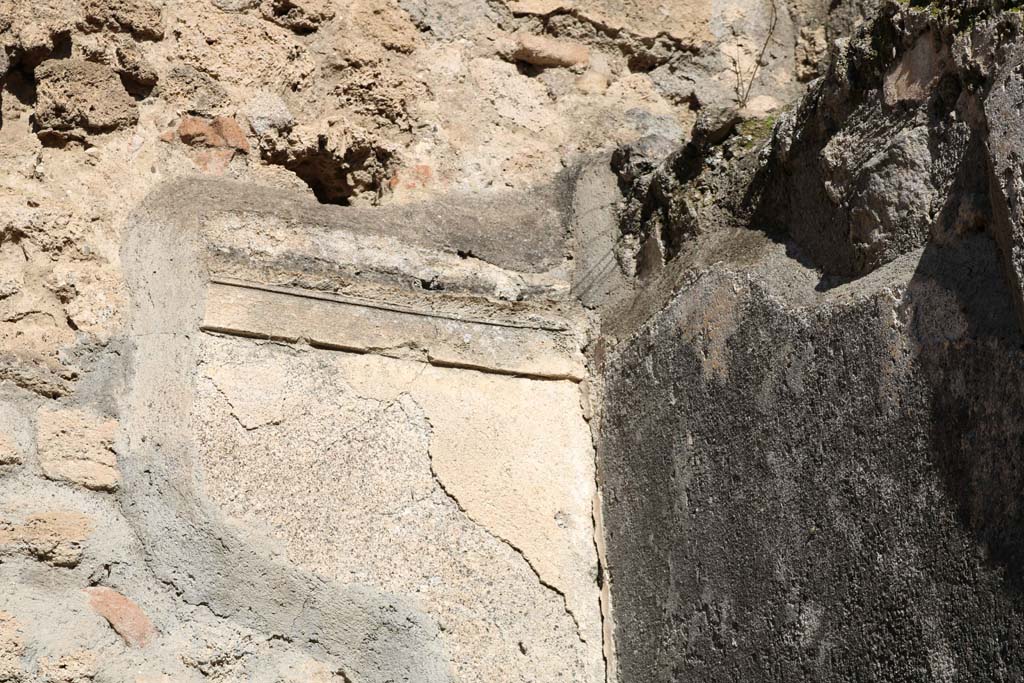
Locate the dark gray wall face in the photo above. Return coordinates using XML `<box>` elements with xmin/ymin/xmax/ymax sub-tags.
<box><xmin>825</xmin><ymin>0</ymin><xmax>881</xmax><ymax>43</ymax></box>
<box><xmin>598</xmin><ymin>236</ymin><xmax>1024</xmax><ymax>682</ymax></box>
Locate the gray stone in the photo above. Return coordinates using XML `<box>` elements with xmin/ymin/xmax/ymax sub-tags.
<box><xmin>754</xmin><ymin>12</ymin><xmax>988</xmax><ymax>277</ymax></box>
<box><xmin>115</xmin><ymin>38</ymin><xmax>158</xmax><ymax>89</ymax></box>
<box><xmin>212</xmin><ymin>0</ymin><xmax>259</xmax><ymax>11</ymax></box>
<box><xmin>147</xmin><ymin>176</ymin><xmax>571</xmax><ymax>276</ymax></box>
<box><xmin>201</xmin><ymin>279</ymin><xmax>586</xmax><ymax>380</ymax></box>
<box><xmin>158</xmin><ymin>65</ymin><xmax>231</xmax><ymax>116</ymax></box>
<box><xmin>982</xmin><ymin>20</ymin><xmax>1024</xmax><ymax>333</ymax></box>
<box><xmin>244</xmin><ymin>91</ymin><xmax>293</xmax><ymax>137</ymax></box>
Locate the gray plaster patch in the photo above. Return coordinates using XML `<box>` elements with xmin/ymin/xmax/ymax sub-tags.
<box><xmin>117</xmin><ymin>177</ymin><xmax>603</xmax><ymax>682</ymax></box>
<box><xmin>120</xmin><ymin>186</ymin><xmax>453</xmax><ymax>683</ymax></box>
<box><xmin>192</xmin><ymin>337</ymin><xmax>602</xmax><ymax>682</ymax></box>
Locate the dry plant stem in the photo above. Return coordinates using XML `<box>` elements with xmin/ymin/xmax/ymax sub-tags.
<box><xmin>735</xmin><ymin>0</ymin><xmax>779</xmax><ymax>107</ymax></box>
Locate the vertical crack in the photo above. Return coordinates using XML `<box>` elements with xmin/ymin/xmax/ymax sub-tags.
<box><xmin>421</xmin><ymin>413</ymin><xmax>587</xmax><ymax>646</ymax></box>
<box><xmin>582</xmin><ymin>377</ymin><xmax>616</xmax><ymax>683</ymax></box>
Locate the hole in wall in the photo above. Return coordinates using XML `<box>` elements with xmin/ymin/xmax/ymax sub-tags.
<box><xmin>264</xmin><ymin>142</ymin><xmax>394</xmax><ymax>206</ymax></box>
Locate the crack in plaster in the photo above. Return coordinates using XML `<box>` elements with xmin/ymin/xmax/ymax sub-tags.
<box><xmin>416</xmin><ymin>403</ymin><xmax>588</xmax><ymax>646</ymax></box>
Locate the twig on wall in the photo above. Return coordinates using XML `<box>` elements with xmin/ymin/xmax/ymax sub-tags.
<box><xmin>732</xmin><ymin>0</ymin><xmax>779</xmax><ymax>108</ymax></box>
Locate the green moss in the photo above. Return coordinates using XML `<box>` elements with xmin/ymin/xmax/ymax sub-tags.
<box><xmin>906</xmin><ymin>0</ymin><xmax>1024</xmax><ymax>31</ymax></box>
<box><xmin>734</xmin><ymin>116</ymin><xmax>778</xmax><ymax>150</ymax></box>
<box><xmin>737</xmin><ymin>116</ymin><xmax>777</xmax><ymax>141</ymax></box>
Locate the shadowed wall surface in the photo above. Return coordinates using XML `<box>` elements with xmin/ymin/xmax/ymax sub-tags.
<box><xmin>598</xmin><ymin>235</ymin><xmax>1024</xmax><ymax>682</ymax></box>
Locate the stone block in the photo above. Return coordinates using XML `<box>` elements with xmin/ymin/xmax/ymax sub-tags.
<box><xmin>36</xmin><ymin>406</ymin><xmax>120</xmax><ymax>491</ymax></box>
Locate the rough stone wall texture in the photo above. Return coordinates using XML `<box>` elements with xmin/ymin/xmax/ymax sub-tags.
<box><xmin>11</xmin><ymin>0</ymin><xmax>1010</xmax><ymax>681</ymax></box>
<box><xmin>0</xmin><ymin>0</ymin><xmax>842</xmax><ymax>417</ymax></box>
<box><xmin>598</xmin><ymin>234</ymin><xmax>1024</xmax><ymax>681</ymax></box>
<box><xmin>596</xmin><ymin>2</ymin><xmax>1024</xmax><ymax>681</ymax></box>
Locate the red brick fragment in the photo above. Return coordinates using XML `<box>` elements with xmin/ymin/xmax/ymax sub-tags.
<box><xmin>84</xmin><ymin>587</ymin><xmax>155</xmax><ymax>648</ymax></box>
